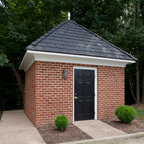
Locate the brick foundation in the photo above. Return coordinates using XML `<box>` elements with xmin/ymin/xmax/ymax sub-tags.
<box><xmin>24</xmin><ymin>61</ymin><xmax>125</xmax><ymax>127</ymax></box>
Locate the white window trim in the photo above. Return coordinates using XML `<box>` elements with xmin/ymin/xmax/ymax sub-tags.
<box><xmin>73</xmin><ymin>66</ymin><xmax>97</xmax><ymax>121</ymax></box>
<box><xmin>19</xmin><ymin>50</ymin><xmax>135</xmax><ymax>71</ymax></box>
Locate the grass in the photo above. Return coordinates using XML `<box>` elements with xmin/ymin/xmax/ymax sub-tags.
<box><xmin>0</xmin><ymin>111</ymin><xmax>3</xmax><ymax>120</ymax></box>
<box><xmin>135</xmin><ymin>107</ymin><xmax>144</xmax><ymax>119</ymax></box>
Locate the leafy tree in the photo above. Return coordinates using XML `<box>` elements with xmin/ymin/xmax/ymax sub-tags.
<box><xmin>0</xmin><ymin>0</ymin><xmax>144</xmax><ymax>109</ymax></box>
<box><xmin>69</xmin><ymin>0</ymin><xmax>144</xmax><ymax>104</ymax></box>
<box><xmin>0</xmin><ymin>0</ymin><xmax>67</xmax><ymax>109</ymax></box>
<box><xmin>66</xmin><ymin>0</ymin><xmax>126</xmax><ymax>37</ymax></box>
<box><xmin>109</xmin><ymin>0</ymin><xmax>144</xmax><ymax>103</ymax></box>
<box><xmin>0</xmin><ymin>54</ymin><xmax>9</xmax><ymax>67</ymax></box>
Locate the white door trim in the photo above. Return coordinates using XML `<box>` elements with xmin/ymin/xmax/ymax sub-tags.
<box><xmin>73</xmin><ymin>66</ymin><xmax>97</xmax><ymax>121</ymax></box>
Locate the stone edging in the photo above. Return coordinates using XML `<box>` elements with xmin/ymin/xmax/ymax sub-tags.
<box><xmin>60</xmin><ymin>132</ymin><xmax>144</xmax><ymax>144</ymax></box>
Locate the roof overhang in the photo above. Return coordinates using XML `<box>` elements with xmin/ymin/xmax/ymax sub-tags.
<box><xmin>19</xmin><ymin>50</ymin><xmax>136</xmax><ymax>72</ymax></box>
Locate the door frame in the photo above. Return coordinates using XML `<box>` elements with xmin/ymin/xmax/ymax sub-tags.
<box><xmin>73</xmin><ymin>66</ymin><xmax>97</xmax><ymax>121</ymax></box>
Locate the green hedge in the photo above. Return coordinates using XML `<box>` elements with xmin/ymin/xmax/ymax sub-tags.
<box><xmin>55</xmin><ymin>115</ymin><xmax>68</xmax><ymax>131</ymax></box>
<box><xmin>115</xmin><ymin>105</ymin><xmax>136</xmax><ymax>123</ymax></box>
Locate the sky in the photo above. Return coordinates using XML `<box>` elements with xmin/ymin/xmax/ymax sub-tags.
<box><xmin>0</xmin><ymin>1</ymin><xmax>2</xmax><ymax>5</ymax></box>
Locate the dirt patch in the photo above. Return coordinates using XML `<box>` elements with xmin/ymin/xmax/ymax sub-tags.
<box><xmin>37</xmin><ymin>124</ymin><xmax>92</xmax><ymax>144</ymax></box>
<box><xmin>0</xmin><ymin>111</ymin><xmax>3</xmax><ymax>120</ymax></box>
<box><xmin>102</xmin><ymin>116</ymin><xmax>144</xmax><ymax>134</ymax></box>
<box><xmin>131</xmin><ymin>103</ymin><xmax>144</xmax><ymax>108</ymax></box>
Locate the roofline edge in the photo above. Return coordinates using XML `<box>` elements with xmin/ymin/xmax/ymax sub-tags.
<box><xmin>71</xmin><ymin>20</ymin><xmax>137</xmax><ymax>61</ymax></box>
<box><xmin>19</xmin><ymin>50</ymin><xmax>135</xmax><ymax>71</ymax></box>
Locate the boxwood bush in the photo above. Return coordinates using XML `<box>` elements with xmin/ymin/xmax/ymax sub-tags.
<box><xmin>115</xmin><ymin>105</ymin><xmax>136</xmax><ymax>123</ymax></box>
<box><xmin>55</xmin><ymin>115</ymin><xmax>68</xmax><ymax>131</ymax></box>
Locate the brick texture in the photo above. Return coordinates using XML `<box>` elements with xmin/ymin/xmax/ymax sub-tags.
<box><xmin>24</xmin><ymin>62</ymin><xmax>36</xmax><ymax>126</ymax></box>
<box><xmin>97</xmin><ymin>66</ymin><xmax>125</xmax><ymax>119</ymax></box>
<box><xmin>24</xmin><ymin>61</ymin><xmax>125</xmax><ymax>127</ymax></box>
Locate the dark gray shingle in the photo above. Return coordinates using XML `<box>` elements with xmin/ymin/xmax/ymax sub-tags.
<box><xmin>26</xmin><ymin>20</ymin><xmax>136</xmax><ymax>61</ymax></box>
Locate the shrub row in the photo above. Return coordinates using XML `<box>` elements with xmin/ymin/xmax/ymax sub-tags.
<box><xmin>54</xmin><ymin>105</ymin><xmax>136</xmax><ymax>132</ymax></box>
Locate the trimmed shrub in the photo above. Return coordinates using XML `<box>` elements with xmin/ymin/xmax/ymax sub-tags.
<box><xmin>115</xmin><ymin>105</ymin><xmax>136</xmax><ymax>123</ymax></box>
<box><xmin>55</xmin><ymin>115</ymin><xmax>68</xmax><ymax>131</ymax></box>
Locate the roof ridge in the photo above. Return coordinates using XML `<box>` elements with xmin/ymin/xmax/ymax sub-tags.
<box><xmin>26</xmin><ymin>20</ymin><xmax>70</xmax><ymax>49</ymax></box>
<box><xmin>70</xmin><ymin>20</ymin><xmax>137</xmax><ymax>61</ymax></box>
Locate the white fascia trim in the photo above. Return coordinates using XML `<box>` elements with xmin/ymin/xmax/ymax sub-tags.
<box><xmin>28</xmin><ymin>50</ymin><xmax>135</xmax><ymax>63</ymax></box>
<box><xmin>19</xmin><ymin>50</ymin><xmax>135</xmax><ymax>71</ymax></box>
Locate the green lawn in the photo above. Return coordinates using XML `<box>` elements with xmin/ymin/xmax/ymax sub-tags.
<box><xmin>0</xmin><ymin>111</ymin><xmax>3</xmax><ymax>120</ymax></box>
<box><xmin>135</xmin><ymin>107</ymin><xmax>144</xmax><ymax>119</ymax></box>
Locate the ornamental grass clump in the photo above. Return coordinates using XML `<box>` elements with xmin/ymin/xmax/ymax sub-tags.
<box><xmin>115</xmin><ymin>105</ymin><xmax>136</xmax><ymax>123</ymax></box>
<box><xmin>55</xmin><ymin>115</ymin><xmax>68</xmax><ymax>131</ymax></box>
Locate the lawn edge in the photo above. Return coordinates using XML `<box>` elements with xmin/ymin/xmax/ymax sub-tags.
<box><xmin>60</xmin><ymin>132</ymin><xmax>144</xmax><ymax>144</ymax></box>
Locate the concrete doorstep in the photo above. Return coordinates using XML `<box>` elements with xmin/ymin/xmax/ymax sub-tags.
<box><xmin>74</xmin><ymin>120</ymin><xmax>125</xmax><ymax>138</ymax></box>
<box><xmin>60</xmin><ymin>132</ymin><xmax>144</xmax><ymax>144</ymax></box>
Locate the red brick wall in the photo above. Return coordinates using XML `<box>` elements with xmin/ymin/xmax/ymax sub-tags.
<box><xmin>97</xmin><ymin>66</ymin><xmax>125</xmax><ymax>120</ymax></box>
<box><xmin>25</xmin><ymin>61</ymin><xmax>125</xmax><ymax>127</ymax></box>
<box><xmin>24</xmin><ymin>62</ymin><xmax>37</xmax><ymax>126</ymax></box>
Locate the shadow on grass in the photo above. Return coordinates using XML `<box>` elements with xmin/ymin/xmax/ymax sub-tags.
<box><xmin>135</xmin><ymin>107</ymin><xmax>144</xmax><ymax>119</ymax></box>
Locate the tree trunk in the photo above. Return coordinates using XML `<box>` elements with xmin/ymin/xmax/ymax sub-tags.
<box><xmin>69</xmin><ymin>6</ymin><xmax>73</xmax><ymax>19</ymax></box>
<box><xmin>141</xmin><ymin>62</ymin><xmax>144</xmax><ymax>103</ymax></box>
<box><xmin>135</xmin><ymin>0</ymin><xmax>138</xmax><ymax>26</ymax></box>
<box><xmin>129</xmin><ymin>78</ymin><xmax>137</xmax><ymax>102</ymax></box>
<box><xmin>46</xmin><ymin>14</ymin><xmax>51</xmax><ymax>31</ymax></box>
<box><xmin>135</xmin><ymin>1</ymin><xmax>140</xmax><ymax>103</ymax></box>
<box><xmin>10</xmin><ymin>63</ymin><xmax>24</xmax><ymax>99</ymax></box>
<box><xmin>140</xmin><ymin>1</ymin><xmax>144</xmax><ymax>21</ymax></box>
<box><xmin>136</xmin><ymin>60</ymin><xmax>140</xmax><ymax>103</ymax></box>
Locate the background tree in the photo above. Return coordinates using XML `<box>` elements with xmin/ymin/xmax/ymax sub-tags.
<box><xmin>0</xmin><ymin>0</ymin><xmax>144</xmax><ymax>110</ymax></box>
<box><xmin>0</xmin><ymin>0</ymin><xmax>67</xmax><ymax>110</ymax></box>
<box><xmin>0</xmin><ymin>54</ymin><xmax>9</xmax><ymax>67</ymax></box>
<box><xmin>117</xmin><ymin>0</ymin><xmax>144</xmax><ymax>103</ymax></box>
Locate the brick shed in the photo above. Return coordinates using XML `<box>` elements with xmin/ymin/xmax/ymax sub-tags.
<box><xmin>19</xmin><ymin>20</ymin><xmax>136</xmax><ymax>127</ymax></box>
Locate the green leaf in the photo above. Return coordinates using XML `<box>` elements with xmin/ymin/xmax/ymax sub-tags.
<box><xmin>0</xmin><ymin>54</ymin><xmax>9</xmax><ymax>67</ymax></box>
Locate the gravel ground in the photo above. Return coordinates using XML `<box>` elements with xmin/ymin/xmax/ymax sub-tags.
<box><xmin>102</xmin><ymin>117</ymin><xmax>144</xmax><ymax>134</ymax></box>
<box><xmin>77</xmin><ymin>137</ymin><xmax>144</xmax><ymax>144</ymax></box>
<box><xmin>37</xmin><ymin>124</ymin><xmax>92</xmax><ymax>144</ymax></box>
<box><xmin>115</xmin><ymin>137</ymin><xmax>144</xmax><ymax>144</ymax></box>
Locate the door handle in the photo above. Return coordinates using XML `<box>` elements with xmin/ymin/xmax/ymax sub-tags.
<box><xmin>75</xmin><ymin>96</ymin><xmax>78</xmax><ymax>99</ymax></box>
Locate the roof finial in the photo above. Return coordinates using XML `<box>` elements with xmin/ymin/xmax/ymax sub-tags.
<box><xmin>68</xmin><ymin>12</ymin><xmax>71</xmax><ymax>20</ymax></box>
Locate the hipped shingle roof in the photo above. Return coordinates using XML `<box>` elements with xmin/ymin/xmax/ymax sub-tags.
<box><xmin>27</xmin><ymin>20</ymin><xmax>136</xmax><ymax>61</ymax></box>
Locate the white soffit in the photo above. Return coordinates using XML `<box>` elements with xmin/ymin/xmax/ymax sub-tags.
<box><xmin>19</xmin><ymin>50</ymin><xmax>135</xmax><ymax>71</ymax></box>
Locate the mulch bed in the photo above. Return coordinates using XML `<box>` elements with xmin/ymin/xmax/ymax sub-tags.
<box><xmin>37</xmin><ymin>124</ymin><xmax>92</xmax><ymax>144</ymax></box>
<box><xmin>102</xmin><ymin>116</ymin><xmax>144</xmax><ymax>134</ymax></box>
